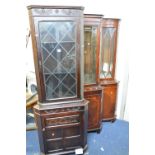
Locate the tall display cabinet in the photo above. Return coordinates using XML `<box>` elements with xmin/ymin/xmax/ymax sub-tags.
<box><xmin>27</xmin><ymin>5</ymin><xmax>88</xmax><ymax>155</ymax></box>
<box><xmin>83</xmin><ymin>14</ymin><xmax>103</xmax><ymax>132</ymax></box>
<box><xmin>100</xmin><ymin>18</ymin><xmax>120</xmax><ymax>122</ymax></box>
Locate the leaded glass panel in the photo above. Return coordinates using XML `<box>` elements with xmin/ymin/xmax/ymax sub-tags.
<box><xmin>100</xmin><ymin>27</ymin><xmax>116</xmax><ymax>79</ymax></box>
<box><xmin>38</xmin><ymin>21</ymin><xmax>77</xmax><ymax>99</ymax></box>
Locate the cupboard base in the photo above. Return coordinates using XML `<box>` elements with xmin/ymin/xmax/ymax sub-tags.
<box><xmin>40</xmin><ymin>145</ymin><xmax>88</xmax><ymax>155</ymax></box>
<box><xmin>34</xmin><ymin>100</ymin><xmax>88</xmax><ymax>155</ymax></box>
<box><xmin>84</xmin><ymin>85</ymin><xmax>103</xmax><ymax>132</ymax></box>
<box><xmin>102</xmin><ymin>115</ymin><xmax>116</xmax><ymax>122</ymax></box>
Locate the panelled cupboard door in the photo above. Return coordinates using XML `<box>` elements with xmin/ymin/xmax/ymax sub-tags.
<box><xmin>84</xmin><ymin>85</ymin><xmax>103</xmax><ymax>132</ymax></box>
<box><xmin>102</xmin><ymin>84</ymin><xmax>118</xmax><ymax>120</ymax></box>
<box><xmin>86</xmin><ymin>95</ymin><xmax>101</xmax><ymax>130</ymax></box>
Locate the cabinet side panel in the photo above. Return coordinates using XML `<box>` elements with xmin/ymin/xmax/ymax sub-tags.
<box><xmin>33</xmin><ymin>109</ymin><xmax>46</xmax><ymax>153</ymax></box>
<box><xmin>28</xmin><ymin>10</ymin><xmax>45</xmax><ymax>102</ymax></box>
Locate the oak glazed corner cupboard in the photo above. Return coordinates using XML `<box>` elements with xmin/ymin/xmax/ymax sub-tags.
<box><xmin>27</xmin><ymin>5</ymin><xmax>88</xmax><ymax>155</ymax></box>
<box><xmin>84</xmin><ymin>14</ymin><xmax>103</xmax><ymax>132</ymax></box>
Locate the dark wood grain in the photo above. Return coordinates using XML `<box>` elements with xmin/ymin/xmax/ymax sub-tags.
<box><xmin>34</xmin><ymin>100</ymin><xmax>88</xmax><ymax>154</ymax></box>
<box><xmin>101</xmin><ymin>81</ymin><xmax>118</xmax><ymax>121</ymax></box>
<box><xmin>83</xmin><ymin>14</ymin><xmax>103</xmax><ymax>132</ymax></box>
<box><xmin>28</xmin><ymin>5</ymin><xmax>88</xmax><ymax>155</ymax></box>
<box><xmin>84</xmin><ymin>85</ymin><xmax>103</xmax><ymax>132</ymax></box>
<box><xmin>99</xmin><ymin>18</ymin><xmax>120</xmax><ymax>122</ymax></box>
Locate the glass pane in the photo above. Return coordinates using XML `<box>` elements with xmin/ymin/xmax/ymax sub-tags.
<box><xmin>100</xmin><ymin>28</ymin><xmax>116</xmax><ymax>78</ymax></box>
<box><xmin>38</xmin><ymin>21</ymin><xmax>77</xmax><ymax>99</ymax></box>
<box><xmin>84</xmin><ymin>26</ymin><xmax>97</xmax><ymax>84</ymax></box>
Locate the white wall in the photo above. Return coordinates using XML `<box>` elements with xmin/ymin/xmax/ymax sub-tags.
<box><xmin>25</xmin><ymin>0</ymin><xmax>129</xmax><ymax>121</ymax></box>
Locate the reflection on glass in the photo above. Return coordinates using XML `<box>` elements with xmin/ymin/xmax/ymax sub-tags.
<box><xmin>84</xmin><ymin>26</ymin><xmax>97</xmax><ymax>84</ymax></box>
<box><xmin>39</xmin><ymin>21</ymin><xmax>77</xmax><ymax>99</ymax></box>
<box><xmin>100</xmin><ymin>28</ymin><xmax>116</xmax><ymax>78</ymax></box>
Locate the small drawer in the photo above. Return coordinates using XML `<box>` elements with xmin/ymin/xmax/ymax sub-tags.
<box><xmin>45</xmin><ymin>115</ymin><xmax>80</xmax><ymax>126</ymax></box>
<box><xmin>64</xmin><ymin>126</ymin><xmax>80</xmax><ymax>137</ymax></box>
<box><xmin>45</xmin><ymin>128</ymin><xmax>62</xmax><ymax>139</ymax></box>
<box><xmin>39</xmin><ymin>106</ymin><xmax>83</xmax><ymax>115</ymax></box>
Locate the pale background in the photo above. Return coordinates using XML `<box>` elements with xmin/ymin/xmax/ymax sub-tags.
<box><xmin>0</xmin><ymin>0</ymin><xmax>155</xmax><ymax>155</ymax></box>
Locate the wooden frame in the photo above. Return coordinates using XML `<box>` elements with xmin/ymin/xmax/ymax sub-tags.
<box><xmin>27</xmin><ymin>5</ymin><xmax>88</xmax><ymax>155</ymax></box>
<box><xmin>100</xmin><ymin>18</ymin><xmax>120</xmax><ymax>81</ymax></box>
<box><xmin>100</xmin><ymin>18</ymin><xmax>120</xmax><ymax>122</ymax></box>
<box><xmin>84</xmin><ymin>14</ymin><xmax>103</xmax><ymax>132</ymax></box>
<box><xmin>28</xmin><ymin>7</ymin><xmax>84</xmax><ymax>103</ymax></box>
<box><xmin>84</xmin><ymin>14</ymin><xmax>103</xmax><ymax>86</ymax></box>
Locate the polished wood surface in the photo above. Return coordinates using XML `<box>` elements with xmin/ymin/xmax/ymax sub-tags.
<box><xmin>99</xmin><ymin>18</ymin><xmax>120</xmax><ymax>122</ymax></box>
<box><xmin>84</xmin><ymin>86</ymin><xmax>103</xmax><ymax>132</ymax></box>
<box><xmin>83</xmin><ymin>14</ymin><xmax>103</xmax><ymax>132</ymax></box>
<box><xmin>101</xmin><ymin>81</ymin><xmax>118</xmax><ymax>121</ymax></box>
<box><xmin>28</xmin><ymin>5</ymin><xmax>88</xmax><ymax>155</ymax></box>
<box><xmin>34</xmin><ymin>100</ymin><xmax>88</xmax><ymax>155</ymax></box>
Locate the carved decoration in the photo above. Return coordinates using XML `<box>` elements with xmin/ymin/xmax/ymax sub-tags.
<box><xmin>32</xmin><ymin>9</ymin><xmax>82</xmax><ymax>17</ymax></box>
<box><xmin>46</xmin><ymin>115</ymin><xmax>80</xmax><ymax>126</ymax></box>
<box><xmin>43</xmin><ymin>107</ymin><xmax>82</xmax><ymax>114</ymax></box>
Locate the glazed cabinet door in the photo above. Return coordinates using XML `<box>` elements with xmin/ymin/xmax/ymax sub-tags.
<box><xmin>84</xmin><ymin>26</ymin><xmax>97</xmax><ymax>84</ymax></box>
<box><xmin>100</xmin><ymin>27</ymin><xmax>116</xmax><ymax>79</ymax></box>
<box><xmin>100</xmin><ymin>19</ymin><xmax>119</xmax><ymax>80</ymax></box>
<box><xmin>32</xmin><ymin>17</ymin><xmax>82</xmax><ymax>103</ymax></box>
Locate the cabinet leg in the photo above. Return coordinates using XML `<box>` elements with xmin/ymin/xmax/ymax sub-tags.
<box><xmin>97</xmin><ymin>129</ymin><xmax>101</xmax><ymax>134</ymax></box>
<box><xmin>111</xmin><ymin>118</ymin><xmax>116</xmax><ymax>123</ymax></box>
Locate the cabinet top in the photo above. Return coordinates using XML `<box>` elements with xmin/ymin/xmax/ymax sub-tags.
<box><xmin>27</xmin><ymin>5</ymin><xmax>84</xmax><ymax>10</ymax></box>
<box><xmin>102</xmin><ymin>18</ymin><xmax>121</xmax><ymax>21</ymax></box>
<box><xmin>84</xmin><ymin>14</ymin><xmax>103</xmax><ymax>18</ymax></box>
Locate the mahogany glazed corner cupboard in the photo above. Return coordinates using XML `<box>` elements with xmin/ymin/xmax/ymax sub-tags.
<box><xmin>100</xmin><ymin>18</ymin><xmax>120</xmax><ymax>121</ymax></box>
<box><xmin>84</xmin><ymin>14</ymin><xmax>103</xmax><ymax>132</ymax></box>
<box><xmin>27</xmin><ymin>5</ymin><xmax>88</xmax><ymax>155</ymax></box>
<box><xmin>83</xmin><ymin>17</ymin><xmax>120</xmax><ymax>122</ymax></box>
